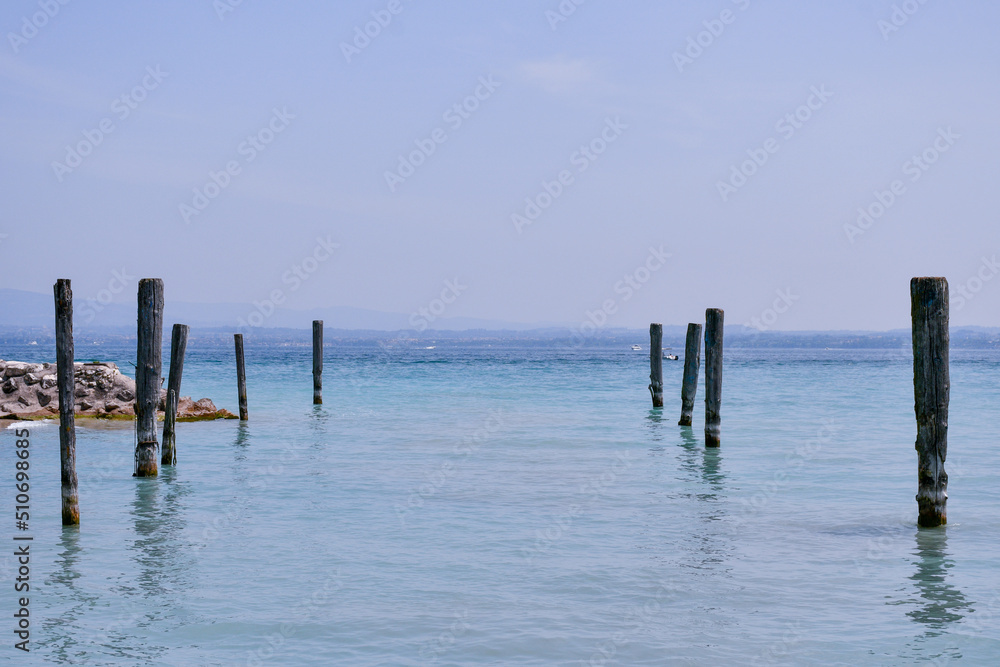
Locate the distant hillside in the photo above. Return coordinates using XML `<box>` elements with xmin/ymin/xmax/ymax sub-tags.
<box><xmin>0</xmin><ymin>288</ymin><xmax>555</xmax><ymax>332</ymax></box>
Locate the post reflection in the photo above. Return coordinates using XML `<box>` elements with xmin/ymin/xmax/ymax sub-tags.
<box><xmin>123</xmin><ymin>472</ymin><xmax>189</xmax><ymax>661</ymax></box>
<box><xmin>234</xmin><ymin>420</ymin><xmax>251</xmax><ymax>449</ymax></box>
<box><xmin>43</xmin><ymin>529</ymin><xmax>95</xmax><ymax>664</ymax></box>
<box><xmin>645</xmin><ymin>409</ymin><xmax>665</xmax><ymax>449</ymax></box>
<box><xmin>907</xmin><ymin>529</ymin><xmax>973</xmax><ymax>632</ymax></box>
<box><xmin>310</xmin><ymin>403</ymin><xmax>330</xmax><ymax>450</ymax></box>
<box><xmin>674</xmin><ymin>424</ymin><xmax>731</xmax><ymax>576</ymax></box>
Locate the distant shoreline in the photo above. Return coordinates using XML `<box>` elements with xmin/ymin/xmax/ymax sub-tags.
<box><xmin>1</xmin><ymin>325</ymin><xmax>999</xmax><ymax>350</ymax></box>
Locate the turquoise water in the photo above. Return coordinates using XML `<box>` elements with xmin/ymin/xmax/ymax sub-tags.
<box><xmin>2</xmin><ymin>341</ymin><xmax>1000</xmax><ymax>665</ymax></box>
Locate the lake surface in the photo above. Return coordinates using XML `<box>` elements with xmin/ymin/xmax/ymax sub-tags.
<box><xmin>2</xmin><ymin>340</ymin><xmax>999</xmax><ymax>665</ymax></box>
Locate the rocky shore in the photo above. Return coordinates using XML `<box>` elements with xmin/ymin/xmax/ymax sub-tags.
<box><xmin>0</xmin><ymin>359</ymin><xmax>235</xmax><ymax>421</ymax></box>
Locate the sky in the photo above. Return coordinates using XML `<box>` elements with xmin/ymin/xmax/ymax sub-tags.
<box><xmin>1</xmin><ymin>0</ymin><xmax>998</xmax><ymax>331</ymax></box>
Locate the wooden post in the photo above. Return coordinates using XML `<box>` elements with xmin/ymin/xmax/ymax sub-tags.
<box><xmin>313</xmin><ymin>320</ymin><xmax>323</xmax><ymax>405</ymax></box>
<box><xmin>161</xmin><ymin>323</ymin><xmax>188</xmax><ymax>465</ymax></box>
<box><xmin>911</xmin><ymin>277</ymin><xmax>949</xmax><ymax>527</ymax></box>
<box><xmin>704</xmin><ymin>309</ymin><xmax>724</xmax><ymax>447</ymax></box>
<box><xmin>678</xmin><ymin>322</ymin><xmax>702</xmax><ymax>426</ymax></box>
<box><xmin>648</xmin><ymin>323</ymin><xmax>663</xmax><ymax>408</ymax></box>
<box><xmin>135</xmin><ymin>278</ymin><xmax>163</xmax><ymax>477</ymax></box>
<box><xmin>235</xmin><ymin>333</ymin><xmax>248</xmax><ymax>421</ymax></box>
<box><xmin>53</xmin><ymin>279</ymin><xmax>80</xmax><ymax>525</ymax></box>
<box><xmin>163</xmin><ymin>389</ymin><xmax>177</xmax><ymax>466</ymax></box>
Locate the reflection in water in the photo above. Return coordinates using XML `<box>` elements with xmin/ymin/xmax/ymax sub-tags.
<box><xmin>907</xmin><ymin>529</ymin><xmax>973</xmax><ymax>632</ymax></box>
<box><xmin>701</xmin><ymin>447</ymin><xmax>725</xmax><ymax>494</ymax></box>
<box><xmin>53</xmin><ymin>528</ymin><xmax>83</xmax><ymax>589</ymax></box>
<box><xmin>116</xmin><ymin>473</ymin><xmax>190</xmax><ymax>662</ymax></box>
<box><xmin>673</xmin><ymin>426</ymin><xmax>732</xmax><ymax>576</ymax></box>
<box><xmin>234</xmin><ymin>421</ymin><xmax>251</xmax><ymax>449</ymax></box>
<box><xmin>43</xmin><ymin>529</ymin><xmax>98</xmax><ymax>664</ymax></box>
<box><xmin>645</xmin><ymin>410</ymin><xmax>665</xmax><ymax>448</ymax></box>
<box><xmin>310</xmin><ymin>404</ymin><xmax>330</xmax><ymax>450</ymax></box>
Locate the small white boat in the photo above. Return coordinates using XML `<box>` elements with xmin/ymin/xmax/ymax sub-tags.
<box><xmin>664</xmin><ymin>353</ymin><xmax>678</xmax><ymax>360</ymax></box>
<box><xmin>631</xmin><ymin>344</ymin><xmax>642</xmax><ymax>351</ymax></box>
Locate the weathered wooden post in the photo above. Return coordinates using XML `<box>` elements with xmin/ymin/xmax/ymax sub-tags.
<box><xmin>161</xmin><ymin>323</ymin><xmax>188</xmax><ymax>465</ymax></box>
<box><xmin>135</xmin><ymin>278</ymin><xmax>163</xmax><ymax>477</ymax></box>
<box><xmin>313</xmin><ymin>319</ymin><xmax>323</xmax><ymax>405</ymax></box>
<box><xmin>911</xmin><ymin>277</ymin><xmax>949</xmax><ymax>527</ymax></box>
<box><xmin>235</xmin><ymin>333</ymin><xmax>248</xmax><ymax>421</ymax></box>
<box><xmin>53</xmin><ymin>279</ymin><xmax>79</xmax><ymax>525</ymax></box>
<box><xmin>163</xmin><ymin>389</ymin><xmax>178</xmax><ymax>466</ymax></box>
<box><xmin>704</xmin><ymin>309</ymin><xmax>724</xmax><ymax>447</ymax></box>
<box><xmin>678</xmin><ymin>322</ymin><xmax>702</xmax><ymax>426</ymax></box>
<box><xmin>648</xmin><ymin>323</ymin><xmax>664</xmax><ymax>407</ymax></box>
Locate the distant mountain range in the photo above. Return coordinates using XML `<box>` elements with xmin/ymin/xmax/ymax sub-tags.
<box><xmin>2</xmin><ymin>288</ymin><xmax>999</xmax><ymax>349</ymax></box>
<box><xmin>0</xmin><ymin>288</ymin><xmax>556</xmax><ymax>332</ymax></box>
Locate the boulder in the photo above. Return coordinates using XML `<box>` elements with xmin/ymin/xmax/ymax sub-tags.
<box><xmin>0</xmin><ymin>359</ymin><xmax>236</xmax><ymax>421</ymax></box>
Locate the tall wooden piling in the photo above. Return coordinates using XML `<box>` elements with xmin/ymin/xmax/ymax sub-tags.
<box><xmin>135</xmin><ymin>278</ymin><xmax>163</xmax><ymax>477</ymax></box>
<box><xmin>313</xmin><ymin>320</ymin><xmax>323</xmax><ymax>405</ymax></box>
<box><xmin>163</xmin><ymin>390</ymin><xmax>178</xmax><ymax>465</ymax></box>
<box><xmin>235</xmin><ymin>333</ymin><xmax>248</xmax><ymax>421</ymax></box>
<box><xmin>648</xmin><ymin>323</ymin><xmax>664</xmax><ymax>408</ymax></box>
<box><xmin>53</xmin><ymin>279</ymin><xmax>80</xmax><ymax>525</ymax></box>
<box><xmin>678</xmin><ymin>322</ymin><xmax>702</xmax><ymax>426</ymax></box>
<box><xmin>911</xmin><ymin>277</ymin><xmax>949</xmax><ymax>527</ymax></box>
<box><xmin>161</xmin><ymin>323</ymin><xmax>188</xmax><ymax>465</ymax></box>
<box><xmin>704</xmin><ymin>309</ymin><xmax>724</xmax><ymax>447</ymax></box>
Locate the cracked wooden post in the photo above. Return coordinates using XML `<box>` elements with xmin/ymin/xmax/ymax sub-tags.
<box><xmin>163</xmin><ymin>389</ymin><xmax>177</xmax><ymax>466</ymax></box>
<box><xmin>162</xmin><ymin>323</ymin><xmax>188</xmax><ymax>465</ymax></box>
<box><xmin>911</xmin><ymin>277</ymin><xmax>949</xmax><ymax>527</ymax></box>
<box><xmin>54</xmin><ymin>279</ymin><xmax>79</xmax><ymax>525</ymax></box>
<box><xmin>135</xmin><ymin>278</ymin><xmax>163</xmax><ymax>477</ymax></box>
<box><xmin>704</xmin><ymin>309</ymin><xmax>724</xmax><ymax>448</ymax></box>
<box><xmin>313</xmin><ymin>320</ymin><xmax>323</xmax><ymax>405</ymax></box>
<box><xmin>678</xmin><ymin>322</ymin><xmax>702</xmax><ymax>426</ymax></box>
<box><xmin>648</xmin><ymin>324</ymin><xmax>664</xmax><ymax>408</ymax></box>
<box><xmin>235</xmin><ymin>333</ymin><xmax>248</xmax><ymax>421</ymax></box>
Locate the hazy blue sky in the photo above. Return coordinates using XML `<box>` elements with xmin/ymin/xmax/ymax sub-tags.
<box><xmin>2</xmin><ymin>1</ymin><xmax>998</xmax><ymax>330</ymax></box>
